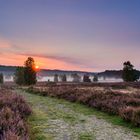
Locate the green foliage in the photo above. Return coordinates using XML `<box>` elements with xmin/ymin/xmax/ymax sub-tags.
<box><xmin>78</xmin><ymin>133</ymin><xmax>93</xmax><ymax>140</ymax></box>
<box><xmin>83</xmin><ymin>74</ymin><xmax>91</xmax><ymax>82</ymax></box>
<box><xmin>122</xmin><ymin>61</ymin><xmax>139</xmax><ymax>82</ymax></box>
<box><xmin>14</xmin><ymin>67</ymin><xmax>25</xmax><ymax>85</ymax></box>
<box><xmin>0</xmin><ymin>73</ymin><xmax>4</xmax><ymax>84</ymax></box>
<box><xmin>24</xmin><ymin>57</ymin><xmax>37</xmax><ymax>85</ymax></box>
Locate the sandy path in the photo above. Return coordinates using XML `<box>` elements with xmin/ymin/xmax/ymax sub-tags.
<box><xmin>16</xmin><ymin>89</ymin><xmax>140</xmax><ymax>140</ymax></box>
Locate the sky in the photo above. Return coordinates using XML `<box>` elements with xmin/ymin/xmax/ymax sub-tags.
<box><xmin>0</xmin><ymin>0</ymin><xmax>140</xmax><ymax>72</ymax></box>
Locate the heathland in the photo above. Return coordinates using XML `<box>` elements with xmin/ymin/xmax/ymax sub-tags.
<box><xmin>15</xmin><ymin>82</ymin><xmax>140</xmax><ymax>140</ymax></box>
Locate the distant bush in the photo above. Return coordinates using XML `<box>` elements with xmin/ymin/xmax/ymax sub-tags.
<box><xmin>28</xmin><ymin>85</ymin><xmax>140</xmax><ymax>126</ymax></box>
<box><xmin>60</xmin><ymin>74</ymin><xmax>67</xmax><ymax>82</ymax></box>
<box><xmin>54</xmin><ymin>74</ymin><xmax>59</xmax><ymax>82</ymax></box>
<box><xmin>0</xmin><ymin>73</ymin><xmax>4</xmax><ymax>84</ymax></box>
<box><xmin>83</xmin><ymin>74</ymin><xmax>91</xmax><ymax>82</ymax></box>
<box><xmin>71</xmin><ymin>73</ymin><xmax>81</xmax><ymax>82</ymax></box>
<box><xmin>122</xmin><ymin>61</ymin><xmax>139</xmax><ymax>82</ymax></box>
<box><xmin>0</xmin><ymin>88</ymin><xmax>32</xmax><ymax>139</ymax></box>
<box><xmin>93</xmin><ymin>75</ymin><xmax>98</xmax><ymax>82</ymax></box>
<box><xmin>14</xmin><ymin>67</ymin><xmax>25</xmax><ymax>85</ymax></box>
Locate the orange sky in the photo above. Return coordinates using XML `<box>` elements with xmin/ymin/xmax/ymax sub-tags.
<box><xmin>0</xmin><ymin>52</ymin><xmax>94</xmax><ymax>71</ymax></box>
<box><xmin>0</xmin><ymin>0</ymin><xmax>140</xmax><ymax>72</ymax></box>
<box><xmin>0</xmin><ymin>37</ymin><xmax>140</xmax><ymax>72</ymax></box>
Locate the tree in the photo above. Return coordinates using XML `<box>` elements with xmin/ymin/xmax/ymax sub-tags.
<box><xmin>122</xmin><ymin>61</ymin><xmax>139</xmax><ymax>82</ymax></box>
<box><xmin>93</xmin><ymin>74</ymin><xmax>98</xmax><ymax>82</ymax></box>
<box><xmin>54</xmin><ymin>74</ymin><xmax>59</xmax><ymax>82</ymax></box>
<box><xmin>14</xmin><ymin>67</ymin><xmax>25</xmax><ymax>85</ymax></box>
<box><xmin>83</xmin><ymin>74</ymin><xmax>91</xmax><ymax>82</ymax></box>
<box><xmin>24</xmin><ymin>57</ymin><xmax>37</xmax><ymax>85</ymax></box>
<box><xmin>60</xmin><ymin>74</ymin><xmax>67</xmax><ymax>82</ymax></box>
<box><xmin>71</xmin><ymin>73</ymin><xmax>81</xmax><ymax>82</ymax></box>
<box><xmin>0</xmin><ymin>73</ymin><xmax>4</xmax><ymax>84</ymax></box>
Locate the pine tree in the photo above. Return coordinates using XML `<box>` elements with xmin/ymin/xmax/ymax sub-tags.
<box><xmin>24</xmin><ymin>57</ymin><xmax>37</xmax><ymax>85</ymax></box>
<box><xmin>122</xmin><ymin>61</ymin><xmax>139</xmax><ymax>82</ymax></box>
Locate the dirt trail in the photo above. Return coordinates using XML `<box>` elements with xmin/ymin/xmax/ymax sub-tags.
<box><xmin>16</xmin><ymin>89</ymin><xmax>140</xmax><ymax>140</ymax></box>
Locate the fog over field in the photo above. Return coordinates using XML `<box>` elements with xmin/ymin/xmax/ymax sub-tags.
<box><xmin>0</xmin><ymin>65</ymin><xmax>125</xmax><ymax>82</ymax></box>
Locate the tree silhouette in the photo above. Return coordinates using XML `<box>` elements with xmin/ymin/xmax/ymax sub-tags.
<box><xmin>14</xmin><ymin>67</ymin><xmax>25</xmax><ymax>85</ymax></box>
<box><xmin>0</xmin><ymin>73</ymin><xmax>4</xmax><ymax>84</ymax></box>
<box><xmin>24</xmin><ymin>57</ymin><xmax>37</xmax><ymax>85</ymax></box>
<box><xmin>60</xmin><ymin>74</ymin><xmax>67</xmax><ymax>82</ymax></box>
<box><xmin>72</xmin><ymin>73</ymin><xmax>81</xmax><ymax>82</ymax></box>
<box><xmin>122</xmin><ymin>61</ymin><xmax>139</xmax><ymax>82</ymax></box>
<box><xmin>93</xmin><ymin>74</ymin><xmax>98</xmax><ymax>82</ymax></box>
<box><xmin>54</xmin><ymin>74</ymin><xmax>59</xmax><ymax>82</ymax></box>
<box><xmin>83</xmin><ymin>74</ymin><xmax>91</xmax><ymax>82</ymax></box>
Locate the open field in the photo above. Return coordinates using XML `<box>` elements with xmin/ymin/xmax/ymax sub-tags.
<box><xmin>25</xmin><ymin>83</ymin><xmax>140</xmax><ymax>127</ymax></box>
<box><xmin>35</xmin><ymin>82</ymin><xmax>140</xmax><ymax>88</ymax></box>
<box><xmin>1</xmin><ymin>82</ymin><xmax>140</xmax><ymax>139</ymax></box>
<box><xmin>16</xmin><ymin>88</ymin><xmax>140</xmax><ymax>140</ymax></box>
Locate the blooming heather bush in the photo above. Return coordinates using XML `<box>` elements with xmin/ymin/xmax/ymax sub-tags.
<box><xmin>0</xmin><ymin>88</ymin><xmax>32</xmax><ymax>140</ymax></box>
<box><xmin>119</xmin><ymin>107</ymin><xmax>140</xmax><ymax>126</ymax></box>
<box><xmin>119</xmin><ymin>106</ymin><xmax>134</xmax><ymax>122</ymax></box>
<box><xmin>2</xmin><ymin>130</ymin><xmax>20</xmax><ymax>140</ymax></box>
<box><xmin>28</xmin><ymin>84</ymin><xmax>140</xmax><ymax>126</ymax></box>
<box><xmin>132</xmin><ymin>108</ymin><xmax>140</xmax><ymax>126</ymax></box>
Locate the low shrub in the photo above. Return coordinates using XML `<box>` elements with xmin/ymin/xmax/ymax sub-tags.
<box><xmin>27</xmin><ymin>85</ymin><xmax>140</xmax><ymax>126</ymax></box>
<box><xmin>0</xmin><ymin>88</ymin><xmax>32</xmax><ymax>140</ymax></box>
<box><xmin>132</xmin><ymin>108</ymin><xmax>140</xmax><ymax>126</ymax></box>
<box><xmin>119</xmin><ymin>106</ymin><xmax>134</xmax><ymax>122</ymax></box>
<box><xmin>119</xmin><ymin>107</ymin><xmax>140</xmax><ymax>126</ymax></box>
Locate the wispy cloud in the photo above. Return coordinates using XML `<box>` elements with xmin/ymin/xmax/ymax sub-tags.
<box><xmin>19</xmin><ymin>52</ymin><xmax>84</xmax><ymax>66</ymax></box>
<box><xmin>0</xmin><ymin>37</ymin><xmax>93</xmax><ymax>70</ymax></box>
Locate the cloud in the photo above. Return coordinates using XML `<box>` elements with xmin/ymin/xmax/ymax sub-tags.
<box><xmin>0</xmin><ymin>37</ymin><xmax>95</xmax><ymax>71</ymax></box>
<box><xmin>19</xmin><ymin>52</ymin><xmax>84</xmax><ymax>66</ymax></box>
<box><xmin>0</xmin><ymin>37</ymin><xmax>25</xmax><ymax>55</ymax></box>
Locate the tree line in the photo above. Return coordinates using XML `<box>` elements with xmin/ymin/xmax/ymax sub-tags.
<box><xmin>53</xmin><ymin>73</ymin><xmax>98</xmax><ymax>83</ymax></box>
<box><xmin>0</xmin><ymin>58</ymin><xmax>139</xmax><ymax>85</ymax></box>
<box><xmin>14</xmin><ymin>59</ymin><xmax>140</xmax><ymax>85</ymax></box>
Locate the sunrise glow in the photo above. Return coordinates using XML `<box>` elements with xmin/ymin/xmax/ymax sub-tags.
<box><xmin>0</xmin><ymin>0</ymin><xmax>140</xmax><ymax>72</ymax></box>
<box><xmin>35</xmin><ymin>65</ymin><xmax>39</xmax><ymax>69</ymax></box>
